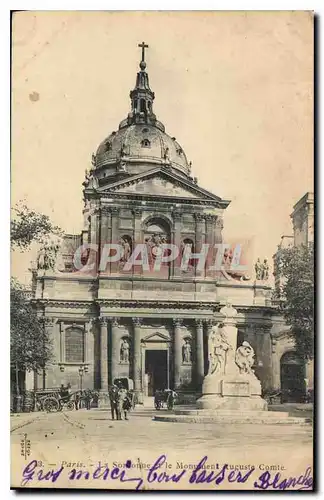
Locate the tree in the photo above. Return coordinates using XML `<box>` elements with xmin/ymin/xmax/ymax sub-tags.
<box><xmin>11</xmin><ymin>279</ymin><xmax>53</xmax><ymax>397</ymax></box>
<box><xmin>276</xmin><ymin>243</ymin><xmax>314</xmax><ymax>360</ymax></box>
<box><xmin>11</xmin><ymin>203</ymin><xmax>61</xmax><ymax>406</ymax></box>
<box><xmin>11</xmin><ymin>201</ymin><xmax>62</xmax><ymax>249</ymax></box>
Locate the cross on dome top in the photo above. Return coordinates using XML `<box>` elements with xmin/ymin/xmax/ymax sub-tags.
<box><xmin>138</xmin><ymin>41</ymin><xmax>149</xmax><ymax>70</ymax></box>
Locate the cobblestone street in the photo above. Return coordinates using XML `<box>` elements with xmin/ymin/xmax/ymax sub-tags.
<box><xmin>11</xmin><ymin>405</ymin><xmax>313</xmax><ymax>491</ymax></box>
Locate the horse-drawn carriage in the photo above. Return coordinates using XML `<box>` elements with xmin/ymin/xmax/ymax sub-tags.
<box><xmin>34</xmin><ymin>388</ymin><xmax>75</xmax><ymax>413</ymax></box>
<box><xmin>154</xmin><ymin>389</ymin><xmax>177</xmax><ymax>410</ymax></box>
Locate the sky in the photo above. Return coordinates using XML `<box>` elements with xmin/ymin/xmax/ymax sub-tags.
<box><xmin>11</xmin><ymin>11</ymin><xmax>314</xmax><ymax>284</ymax></box>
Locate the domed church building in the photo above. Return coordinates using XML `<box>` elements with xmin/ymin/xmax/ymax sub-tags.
<box><xmin>31</xmin><ymin>44</ymin><xmax>310</xmax><ymax>404</ymax></box>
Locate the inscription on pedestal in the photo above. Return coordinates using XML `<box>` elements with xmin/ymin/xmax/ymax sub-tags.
<box><xmin>221</xmin><ymin>380</ymin><xmax>250</xmax><ymax>397</ymax></box>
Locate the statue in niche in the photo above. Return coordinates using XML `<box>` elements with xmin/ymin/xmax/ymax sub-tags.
<box><xmin>120</xmin><ymin>237</ymin><xmax>132</xmax><ymax>263</ymax></box>
<box><xmin>181</xmin><ymin>240</ymin><xmax>194</xmax><ymax>273</ymax></box>
<box><xmin>182</xmin><ymin>339</ymin><xmax>192</xmax><ymax>364</ymax></box>
<box><xmin>235</xmin><ymin>341</ymin><xmax>255</xmax><ymax>375</ymax></box>
<box><xmin>146</xmin><ymin>233</ymin><xmax>169</xmax><ymax>262</ymax></box>
<box><xmin>207</xmin><ymin>325</ymin><xmax>232</xmax><ymax>376</ymax></box>
<box><xmin>120</xmin><ymin>339</ymin><xmax>130</xmax><ymax>363</ymax></box>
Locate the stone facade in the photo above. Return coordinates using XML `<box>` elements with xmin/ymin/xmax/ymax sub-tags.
<box><xmin>29</xmin><ymin>46</ymin><xmax>308</xmax><ymax>402</ymax></box>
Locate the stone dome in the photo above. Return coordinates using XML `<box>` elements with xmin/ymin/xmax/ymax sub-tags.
<box><xmin>90</xmin><ymin>43</ymin><xmax>192</xmax><ymax>182</ymax></box>
<box><xmin>95</xmin><ymin>123</ymin><xmax>190</xmax><ymax>177</ymax></box>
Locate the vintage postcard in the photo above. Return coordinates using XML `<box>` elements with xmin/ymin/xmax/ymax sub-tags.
<box><xmin>11</xmin><ymin>11</ymin><xmax>314</xmax><ymax>491</ymax></box>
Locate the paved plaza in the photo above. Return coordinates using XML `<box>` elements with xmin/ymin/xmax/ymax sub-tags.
<box><xmin>11</xmin><ymin>404</ymin><xmax>313</xmax><ymax>491</ymax></box>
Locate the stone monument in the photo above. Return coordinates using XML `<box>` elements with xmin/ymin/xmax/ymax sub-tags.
<box><xmin>154</xmin><ymin>302</ymin><xmax>309</xmax><ymax>423</ymax></box>
<box><xmin>196</xmin><ymin>301</ymin><xmax>267</xmax><ymax>411</ymax></box>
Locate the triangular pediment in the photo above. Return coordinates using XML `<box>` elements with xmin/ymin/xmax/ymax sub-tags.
<box><xmin>98</xmin><ymin>168</ymin><xmax>230</xmax><ymax>207</ymax></box>
<box><xmin>142</xmin><ymin>331</ymin><xmax>170</xmax><ymax>342</ymax></box>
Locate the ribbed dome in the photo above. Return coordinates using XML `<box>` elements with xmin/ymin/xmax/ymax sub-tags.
<box><xmin>88</xmin><ymin>43</ymin><xmax>193</xmax><ymax>184</ymax></box>
<box><xmin>95</xmin><ymin>124</ymin><xmax>190</xmax><ymax>177</ymax></box>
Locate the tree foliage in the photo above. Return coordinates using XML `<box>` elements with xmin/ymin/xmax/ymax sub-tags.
<box><xmin>276</xmin><ymin>243</ymin><xmax>314</xmax><ymax>360</ymax></box>
<box><xmin>11</xmin><ymin>203</ymin><xmax>61</xmax><ymax>396</ymax></box>
<box><xmin>11</xmin><ymin>202</ymin><xmax>62</xmax><ymax>250</ymax></box>
<box><xmin>11</xmin><ymin>279</ymin><xmax>53</xmax><ymax>377</ymax></box>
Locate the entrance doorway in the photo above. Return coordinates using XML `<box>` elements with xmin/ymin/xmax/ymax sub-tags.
<box><xmin>145</xmin><ymin>350</ymin><xmax>168</xmax><ymax>396</ymax></box>
<box><xmin>280</xmin><ymin>351</ymin><xmax>306</xmax><ymax>403</ymax></box>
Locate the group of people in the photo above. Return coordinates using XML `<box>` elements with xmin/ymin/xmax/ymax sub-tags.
<box><xmin>108</xmin><ymin>382</ymin><xmax>133</xmax><ymax>421</ymax></box>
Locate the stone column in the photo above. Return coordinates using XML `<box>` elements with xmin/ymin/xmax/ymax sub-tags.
<box><xmin>110</xmin><ymin>317</ymin><xmax>119</xmax><ymax>383</ymax></box>
<box><xmin>194</xmin><ymin>213</ymin><xmax>206</xmax><ymax>278</ymax></box>
<box><xmin>132</xmin><ymin>318</ymin><xmax>142</xmax><ymax>394</ymax></box>
<box><xmin>271</xmin><ymin>337</ymin><xmax>281</xmax><ymax>389</ymax></box>
<box><xmin>133</xmin><ymin>208</ymin><xmax>142</xmax><ymax>276</ymax></box>
<box><xmin>89</xmin><ymin>208</ymin><xmax>99</xmax><ymax>273</ymax></box>
<box><xmin>110</xmin><ymin>207</ymin><xmax>120</xmax><ymax>274</ymax></box>
<box><xmin>99</xmin><ymin>208</ymin><xmax>112</xmax><ymax>275</ymax></box>
<box><xmin>205</xmin><ymin>215</ymin><xmax>217</xmax><ymax>278</ymax></box>
<box><xmin>173</xmin><ymin>319</ymin><xmax>183</xmax><ymax>389</ymax></box>
<box><xmin>195</xmin><ymin>319</ymin><xmax>204</xmax><ymax>387</ymax></box>
<box><xmin>100</xmin><ymin>317</ymin><xmax>109</xmax><ymax>391</ymax></box>
<box><xmin>172</xmin><ymin>212</ymin><xmax>182</xmax><ymax>277</ymax></box>
<box><xmin>85</xmin><ymin>319</ymin><xmax>95</xmax><ymax>388</ymax></box>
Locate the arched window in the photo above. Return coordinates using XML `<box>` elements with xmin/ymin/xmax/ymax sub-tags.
<box><xmin>141</xmin><ymin>139</ymin><xmax>151</xmax><ymax>148</ymax></box>
<box><xmin>143</xmin><ymin>217</ymin><xmax>171</xmax><ymax>276</ymax></box>
<box><xmin>140</xmin><ymin>99</ymin><xmax>146</xmax><ymax>112</ymax></box>
<box><xmin>65</xmin><ymin>327</ymin><xmax>84</xmax><ymax>363</ymax></box>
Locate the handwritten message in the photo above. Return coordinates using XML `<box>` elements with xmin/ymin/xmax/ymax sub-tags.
<box><xmin>21</xmin><ymin>455</ymin><xmax>313</xmax><ymax>491</ymax></box>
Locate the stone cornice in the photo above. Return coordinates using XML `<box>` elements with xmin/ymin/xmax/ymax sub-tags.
<box><xmin>37</xmin><ymin>299</ymin><xmax>95</xmax><ymax>310</ymax></box>
<box><xmin>97</xmin><ymin>299</ymin><xmax>219</xmax><ymax>311</ymax></box>
<box><xmin>100</xmin><ymin>192</ymin><xmax>224</xmax><ymax>207</ymax></box>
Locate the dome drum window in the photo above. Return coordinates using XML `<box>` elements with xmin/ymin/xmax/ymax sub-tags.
<box><xmin>141</xmin><ymin>139</ymin><xmax>151</xmax><ymax>148</ymax></box>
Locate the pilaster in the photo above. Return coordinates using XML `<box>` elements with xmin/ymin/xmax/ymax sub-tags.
<box><xmin>173</xmin><ymin>318</ymin><xmax>183</xmax><ymax>389</ymax></box>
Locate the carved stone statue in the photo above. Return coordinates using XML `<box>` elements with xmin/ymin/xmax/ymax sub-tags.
<box><xmin>37</xmin><ymin>239</ymin><xmax>60</xmax><ymax>272</ymax></box>
<box><xmin>163</xmin><ymin>146</ymin><xmax>170</xmax><ymax>161</ymax></box>
<box><xmin>91</xmin><ymin>154</ymin><xmax>96</xmax><ymax>167</ymax></box>
<box><xmin>120</xmin><ymin>339</ymin><xmax>130</xmax><ymax>363</ymax></box>
<box><xmin>261</xmin><ymin>259</ymin><xmax>269</xmax><ymax>281</ymax></box>
<box><xmin>220</xmin><ymin>301</ymin><xmax>238</xmax><ymax>322</ymax></box>
<box><xmin>182</xmin><ymin>339</ymin><xmax>192</xmax><ymax>364</ymax></box>
<box><xmin>255</xmin><ymin>258</ymin><xmax>262</xmax><ymax>280</ymax></box>
<box><xmin>207</xmin><ymin>325</ymin><xmax>232</xmax><ymax>376</ymax></box>
<box><xmin>83</xmin><ymin>169</ymin><xmax>99</xmax><ymax>189</ymax></box>
<box><xmin>235</xmin><ymin>341</ymin><xmax>255</xmax><ymax>375</ymax></box>
<box><xmin>121</xmin><ymin>143</ymin><xmax>128</xmax><ymax>157</ymax></box>
<box><xmin>120</xmin><ymin>237</ymin><xmax>131</xmax><ymax>262</ymax></box>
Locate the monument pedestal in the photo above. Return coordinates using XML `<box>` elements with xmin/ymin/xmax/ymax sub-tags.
<box><xmin>196</xmin><ymin>373</ymin><xmax>267</xmax><ymax>411</ymax></box>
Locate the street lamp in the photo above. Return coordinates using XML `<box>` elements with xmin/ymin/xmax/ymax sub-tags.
<box><xmin>78</xmin><ymin>366</ymin><xmax>84</xmax><ymax>391</ymax></box>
